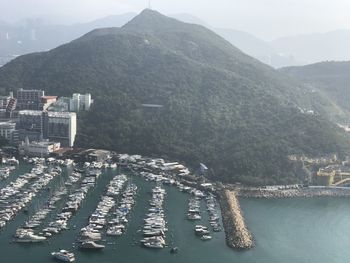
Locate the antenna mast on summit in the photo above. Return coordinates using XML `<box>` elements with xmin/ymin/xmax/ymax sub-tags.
<box><xmin>148</xmin><ymin>0</ymin><xmax>152</xmax><ymax>9</ymax></box>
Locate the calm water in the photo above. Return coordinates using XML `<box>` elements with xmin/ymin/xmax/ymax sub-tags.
<box><xmin>1</xmin><ymin>164</ymin><xmax>350</xmax><ymax>263</ymax></box>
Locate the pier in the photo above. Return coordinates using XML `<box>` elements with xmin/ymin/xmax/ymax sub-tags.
<box><xmin>219</xmin><ymin>190</ymin><xmax>253</xmax><ymax>250</ymax></box>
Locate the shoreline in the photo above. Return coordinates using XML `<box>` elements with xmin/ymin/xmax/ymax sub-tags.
<box><xmin>218</xmin><ymin>190</ymin><xmax>254</xmax><ymax>250</ymax></box>
<box><xmin>232</xmin><ymin>187</ymin><xmax>350</xmax><ymax>199</ymax></box>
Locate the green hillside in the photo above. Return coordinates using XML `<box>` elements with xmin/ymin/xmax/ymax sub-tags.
<box><xmin>282</xmin><ymin>61</ymin><xmax>350</xmax><ymax>118</ymax></box>
<box><xmin>0</xmin><ymin>10</ymin><xmax>349</xmax><ymax>185</ymax></box>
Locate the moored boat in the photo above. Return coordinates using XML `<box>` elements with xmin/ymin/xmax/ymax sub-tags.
<box><xmin>51</xmin><ymin>250</ymin><xmax>75</xmax><ymax>262</ymax></box>
<box><xmin>79</xmin><ymin>241</ymin><xmax>105</xmax><ymax>250</ymax></box>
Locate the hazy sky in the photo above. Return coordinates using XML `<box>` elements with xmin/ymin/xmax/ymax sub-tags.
<box><xmin>1</xmin><ymin>0</ymin><xmax>350</xmax><ymax>40</ymax></box>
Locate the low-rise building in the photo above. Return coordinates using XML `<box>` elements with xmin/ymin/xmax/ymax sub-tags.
<box><xmin>87</xmin><ymin>149</ymin><xmax>111</xmax><ymax>162</ymax></box>
<box><xmin>47</xmin><ymin>97</ymin><xmax>70</xmax><ymax>112</ymax></box>
<box><xmin>41</xmin><ymin>96</ymin><xmax>57</xmax><ymax>110</ymax></box>
<box><xmin>19</xmin><ymin>139</ymin><xmax>60</xmax><ymax>157</ymax></box>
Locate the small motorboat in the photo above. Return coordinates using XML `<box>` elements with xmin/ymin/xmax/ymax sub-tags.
<box><xmin>201</xmin><ymin>235</ymin><xmax>212</xmax><ymax>241</ymax></box>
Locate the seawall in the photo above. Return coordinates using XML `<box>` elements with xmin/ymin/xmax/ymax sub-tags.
<box><xmin>219</xmin><ymin>190</ymin><xmax>254</xmax><ymax>250</ymax></box>
<box><xmin>235</xmin><ymin>187</ymin><xmax>350</xmax><ymax>199</ymax></box>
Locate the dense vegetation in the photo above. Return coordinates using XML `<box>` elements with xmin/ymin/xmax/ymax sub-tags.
<box><xmin>282</xmin><ymin>61</ymin><xmax>350</xmax><ymax>118</ymax></box>
<box><xmin>0</xmin><ymin>10</ymin><xmax>349</xmax><ymax>185</ymax></box>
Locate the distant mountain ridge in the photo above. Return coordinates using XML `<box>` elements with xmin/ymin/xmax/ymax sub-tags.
<box><xmin>0</xmin><ymin>12</ymin><xmax>297</xmax><ymax>68</ymax></box>
<box><xmin>271</xmin><ymin>30</ymin><xmax>350</xmax><ymax>65</ymax></box>
<box><xmin>0</xmin><ymin>10</ymin><xmax>349</xmax><ymax>185</ymax></box>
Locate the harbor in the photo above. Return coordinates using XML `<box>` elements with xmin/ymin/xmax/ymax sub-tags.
<box><xmin>0</xmin><ymin>156</ymin><xmax>227</xmax><ymax>262</ymax></box>
<box><xmin>1</xmin><ymin>154</ymin><xmax>350</xmax><ymax>263</ymax></box>
<box><xmin>0</xmin><ymin>160</ymin><xmax>349</xmax><ymax>262</ymax></box>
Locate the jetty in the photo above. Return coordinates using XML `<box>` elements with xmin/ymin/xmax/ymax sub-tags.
<box><xmin>219</xmin><ymin>190</ymin><xmax>253</xmax><ymax>250</ymax></box>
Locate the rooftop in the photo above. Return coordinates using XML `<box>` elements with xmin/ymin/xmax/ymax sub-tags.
<box><xmin>23</xmin><ymin>140</ymin><xmax>60</xmax><ymax>147</ymax></box>
<box><xmin>42</xmin><ymin>96</ymin><xmax>58</xmax><ymax>100</ymax></box>
<box><xmin>18</xmin><ymin>88</ymin><xmax>44</xmax><ymax>92</ymax></box>
<box><xmin>0</xmin><ymin>121</ymin><xmax>16</xmax><ymax>127</ymax></box>
<box><xmin>47</xmin><ymin>111</ymin><xmax>76</xmax><ymax>118</ymax></box>
<box><xmin>18</xmin><ymin>110</ymin><xmax>43</xmax><ymax>116</ymax></box>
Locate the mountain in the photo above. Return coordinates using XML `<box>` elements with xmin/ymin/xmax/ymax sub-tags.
<box><xmin>170</xmin><ymin>14</ymin><xmax>297</xmax><ymax>68</ymax></box>
<box><xmin>0</xmin><ymin>13</ymin><xmax>136</xmax><ymax>59</ymax></box>
<box><xmin>282</xmin><ymin>61</ymin><xmax>350</xmax><ymax>116</ymax></box>
<box><xmin>214</xmin><ymin>28</ymin><xmax>297</xmax><ymax>68</ymax></box>
<box><xmin>271</xmin><ymin>30</ymin><xmax>350</xmax><ymax>65</ymax></box>
<box><xmin>0</xmin><ymin>9</ymin><xmax>349</xmax><ymax>185</ymax></box>
<box><xmin>0</xmin><ymin>12</ymin><xmax>297</xmax><ymax>68</ymax></box>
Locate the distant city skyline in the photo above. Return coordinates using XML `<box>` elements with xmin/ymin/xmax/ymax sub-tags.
<box><xmin>1</xmin><ymin>0</ymin><xmax>350</xmax><ymax>40</ymax></box>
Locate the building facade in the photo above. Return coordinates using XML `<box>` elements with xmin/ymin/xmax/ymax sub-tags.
<box><xmin>40</xmin><ymin>96</ymin><xmax>57</xmax><ymax>110</ymax></box>
<box><xmin>16</xmin><ymin>89</ymin><xmax>44</xmax><ymax>110</ymax></box>
<box><xmin>17</xmin><ymin>110</ymin><xmax>77</xmax><ymax>147</ymax></box>
<box><xmin>69</xmin><ymin>93</ymin><xmax>92</xmax><ymax>111</ymax></box>
<box><xmin>0</xmin><ymin>122</ymin><xmax>16</xmax><ymax>141</ymax></box>
<box><xmin>19</xmin><ymin>139</ymin><xmax>60</xmax><ymax>157</ymax></box>
<box><xmin>46</xmin><ymin>112</ymin><xmax>77</xmax><ymax>147</ymax></box>
<box><xmin>0</xmin><ymin>92</ymin><xmax>17</xmax><ymax>119</ymax></box>
<box><xmin>18</xmin><ymin>110</ymin><xmax>44</xmax><ymax>133</ymax></box>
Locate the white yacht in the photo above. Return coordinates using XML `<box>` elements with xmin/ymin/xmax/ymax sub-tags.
<box><xmin>15</xmin><ymin>231</ymin><xmax>47</xmax><ymax>243</ymax></box>
<box><xmin>80</xmin><ymin>241</ymin><xmax>105</xmax><ymax>250</ymax></box>
<box><xmin>51</xmin><ymin>250</ymin><xmax>75</xmax><ymax>262</ymax></box>
<box><xmin>143</xmin><ymin>241</ymin><xmax>164</xmax><ymax>249</ymax></box>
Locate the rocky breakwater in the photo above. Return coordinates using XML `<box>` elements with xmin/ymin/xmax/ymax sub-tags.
<box><xmin>236</xmin><ymin>187</ymin><xmax>350</xmax><ymax>198</ymax></box>
<box><xmin>219</xmin><ymin>190</ymin><xmax>254</xmax><ymax>250</ymax></box>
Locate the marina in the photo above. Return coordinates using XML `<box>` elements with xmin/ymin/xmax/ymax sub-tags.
<box><xmin>0</xmin><ymin>158</ymin><xmax>349</xmax><ymax>262</ymax></box>
<box><xmin>140</xmin><ymin>185</ymin><xmax>167</xmax><ymax>249</ymax></box>
<box><xmin>0</xmin><ymin>156</ymin><xmax>226</xmax><ymax>262</ymax></box>
<box><xmin>106</xmin><ymin>181</ymin><xmax>137</xmax><ymax>237</ymax></box>
<box><xmin>0</xmin><ymin>163</ymin><xmax>59</xmax><ymax>233</ymax></box>
<box><xmin>78</xmin><ymin>174</ymin><xmax>128</xmax><ymax>248</ymax></box>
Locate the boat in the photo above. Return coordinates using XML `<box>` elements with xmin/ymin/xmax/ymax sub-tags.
<box><xmin>63</xmin><ymin>159</ymin><xmax>74</xmax><ymax>167</ymax></box>
<box><xmin>201</xmin><ymin>235</ymin><xmax>212</xmax><ymax>241</ymax></box>
<box><xmin>109</xmin><ymin>163</ymin><xmax>117</xmax><ymax>169</ymax></box>
<box><xmin>15</xmin><ymin>231</ymin><xmax>47</xmax><ymax>243</ymax></box>
<box><xmin>4</xmin><ymin>157</ymin><xmax>19</xmax><ymax>165</ymax></box>
<box><xmin>79</xmin><ymin>241</ymin><xmax>105</xmax><ymax>250</ymax></box>
<box><xmin>51</xmin><ymin>250</ymin><xmax>75</xmax><ymax>262</ymax></box>
<box><xmin>0</xmin><ymin>169</ymin><xmax>10</xmax><ymax>180</ymax></box>
<box><xmin>143</xmin><ymin>241</ymin><xmax>164</xmax><ymax>249</ymax></box>
<box><xmin>106</xmin><ymin>226</ymin><xmax>123</xmax><ymax>236</ymax></box>
<box><xmin>195</xmin><ymin>225</ymin><xmax>210</xmax><ymax>236</ymax></box>
<box><xmin>80</xmin><ymin>231</ymin><xmax>102</xmax><ymax>241</ymax></box>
